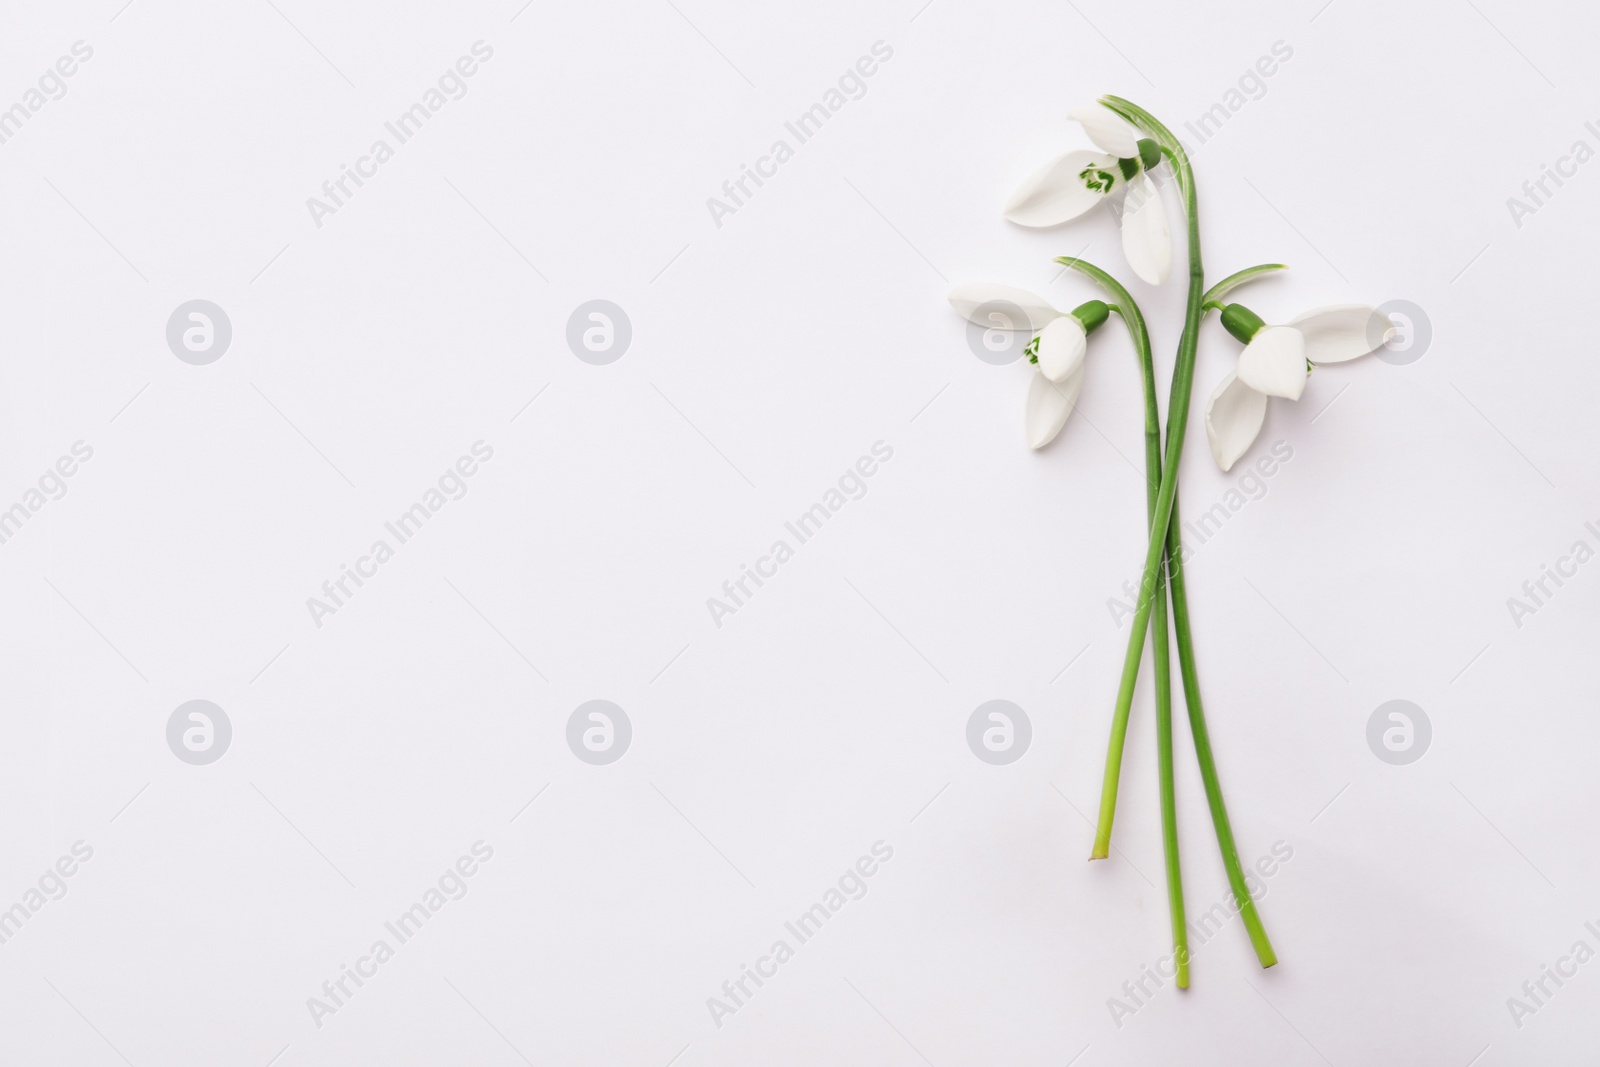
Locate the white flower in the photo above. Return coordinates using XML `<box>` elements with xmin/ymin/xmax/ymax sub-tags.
<box><xmin>1003</xmin><ymin>104</ymin><xmax>1171</xmax><ymax>285</ymax></box>
<box><xmin>1205</xmin><ymin>304</ymin><xmax>1396</xmax><ymax>471</ymax></box>
<box><xmin>948</xmin><ymin>283</ymin><xmax>1110</xmax><ymax>449</ymax></box>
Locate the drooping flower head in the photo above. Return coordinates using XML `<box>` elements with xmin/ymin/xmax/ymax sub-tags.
<box><xmin>948</xmin><ymin>283</ymin><xmax>1111</xmax><ymax>448</ymax></box>
<box><xmin>1003</xmin><ymin>105</ymin><xmax>1172</xmax><ymax>285</ymax></box>
<box><xmin>1205</xmin><ymin>303</ymin><xmax>1396</xmax><ymax>470</ymax></box>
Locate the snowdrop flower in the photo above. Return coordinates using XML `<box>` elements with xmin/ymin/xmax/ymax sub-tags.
<box><xmin>1003</xmin><ymin>104</ymin><xmax>1171</xmax><ymax>285</ymax></box>
<box><xmin>1205</xmin><ymin>303</ymin><xmax>1396</xmax><ymax>470</ymax></box>
<box><xmin>948</xmin><ymin>282</ymin><xmax>1110</xmax><ymax>449</ymax></box>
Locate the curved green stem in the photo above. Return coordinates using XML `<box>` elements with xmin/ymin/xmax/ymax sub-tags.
<box><xmin>1204</xmin><ymin>263</ymin><xmax>1288</xmax><ymax>304</ymax></box>
<box><xmin>1094</xmin><ymin>97</ymin><xmax>1279</xmax><ymax>969</ymax></box>
<box><xmin>1058</xmin><ymin>257</ymin><xmax>1188</xmax><ymax>987</ymax></box>
<box><xmin>1089</xmin><ymin>98</ymin><xmax>1201</xmax><ymax>861</ymax></box>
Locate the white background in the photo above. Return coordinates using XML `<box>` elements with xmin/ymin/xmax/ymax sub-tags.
<box><xmin>0</xmin><ymin>0</ymin><xmax>1595</xmax><ymax>1063</ymax></box>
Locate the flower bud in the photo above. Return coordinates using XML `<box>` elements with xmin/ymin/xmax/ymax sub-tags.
<box><xmin>1136</xmin><ymin>138</ymin><xmax>1162</xmax><ymax>172</ymax></box>
<box><xmin>1070</xmin><ymin>300</ymin><xmax>1111</xmax><ymax>334</ymax></box>
<box><xmin>1220</xmin><ymin>303</ymin><xmax>1267</xmax><ymax>345</ymax></box>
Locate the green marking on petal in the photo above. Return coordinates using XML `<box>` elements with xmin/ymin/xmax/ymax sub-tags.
<box><xmin>1079</xmin><ymin>164</ymin><xmax>1117</xmax><ymax>194</ymax></box>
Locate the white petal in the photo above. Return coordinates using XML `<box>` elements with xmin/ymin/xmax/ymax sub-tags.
<box><xmin>1236</xmin><ymin>325</ymin><xmax>1308</xmax><ymax>400</ymax></box>
<box><xmin>1025</xmin><ymin>364</ymin><xmax>1084</xmax><ymax>449</ymax></box>
<box><xmin>1120</xmin><ymin>171</ymin><xmax>1171</xmax><ymax>285</ymax></box>
<box><xmin>1288</xmin><ymin>304</ymin><xmax>1395</xmax><ymax>364</ymax></box>
<box><xmin>947</xmin><ymin>283</ymin><xmax>1061</xmax><ymax>331</ymax></box>
<box><xmin>1003</xmin><ymin>150</ymin><xmax>1118</xmax><ymax>228</ymax></box>
<box><xmin>1205</xmin><ymin>373</ymin><xmax>1268</xmax><ymax>472</ymax></box>
<box><xmin>1068</xmin><ymin>104</ymin><xmax>1140</xmax><ymax>157</ymax></box>
<box><xmin>1036</xmin><ymin>316</ymin><xmax>1087</xmax><ymax>383</ymax></box>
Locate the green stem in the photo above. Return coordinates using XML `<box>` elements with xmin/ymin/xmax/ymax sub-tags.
<box><xmin>1154</xmin><ymin>262</ymin><xmax>1286</xmax><ymax>970</ymax></box>
<box><xmin>1057</xmin><ymin>258</ymin><xmax>1188</xmax><ymax>986</ymax></box>
<box><xmin>1137</xmin><ymin>380</ymin><xmax>1190</xmax><ymax>984</ymax></box>
<box><xmin>1153</xmin><ymin>575</ymin><xmax>1187</xmax><ymax>986</ymax></box>
<box><xmin>1164</xmin><ymin>504</ymin><xmax>1275</xmax><ymax>968</ymax></box>
<box><xmin>1090</xmin><ymin>100</ymin><xmax>1201</xmax><ymax>860</ymax></box>
<box><xmin>1091</xmin><ymin>96</ymin><xmax>1280</xmax><ymax>969</ymax></box>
